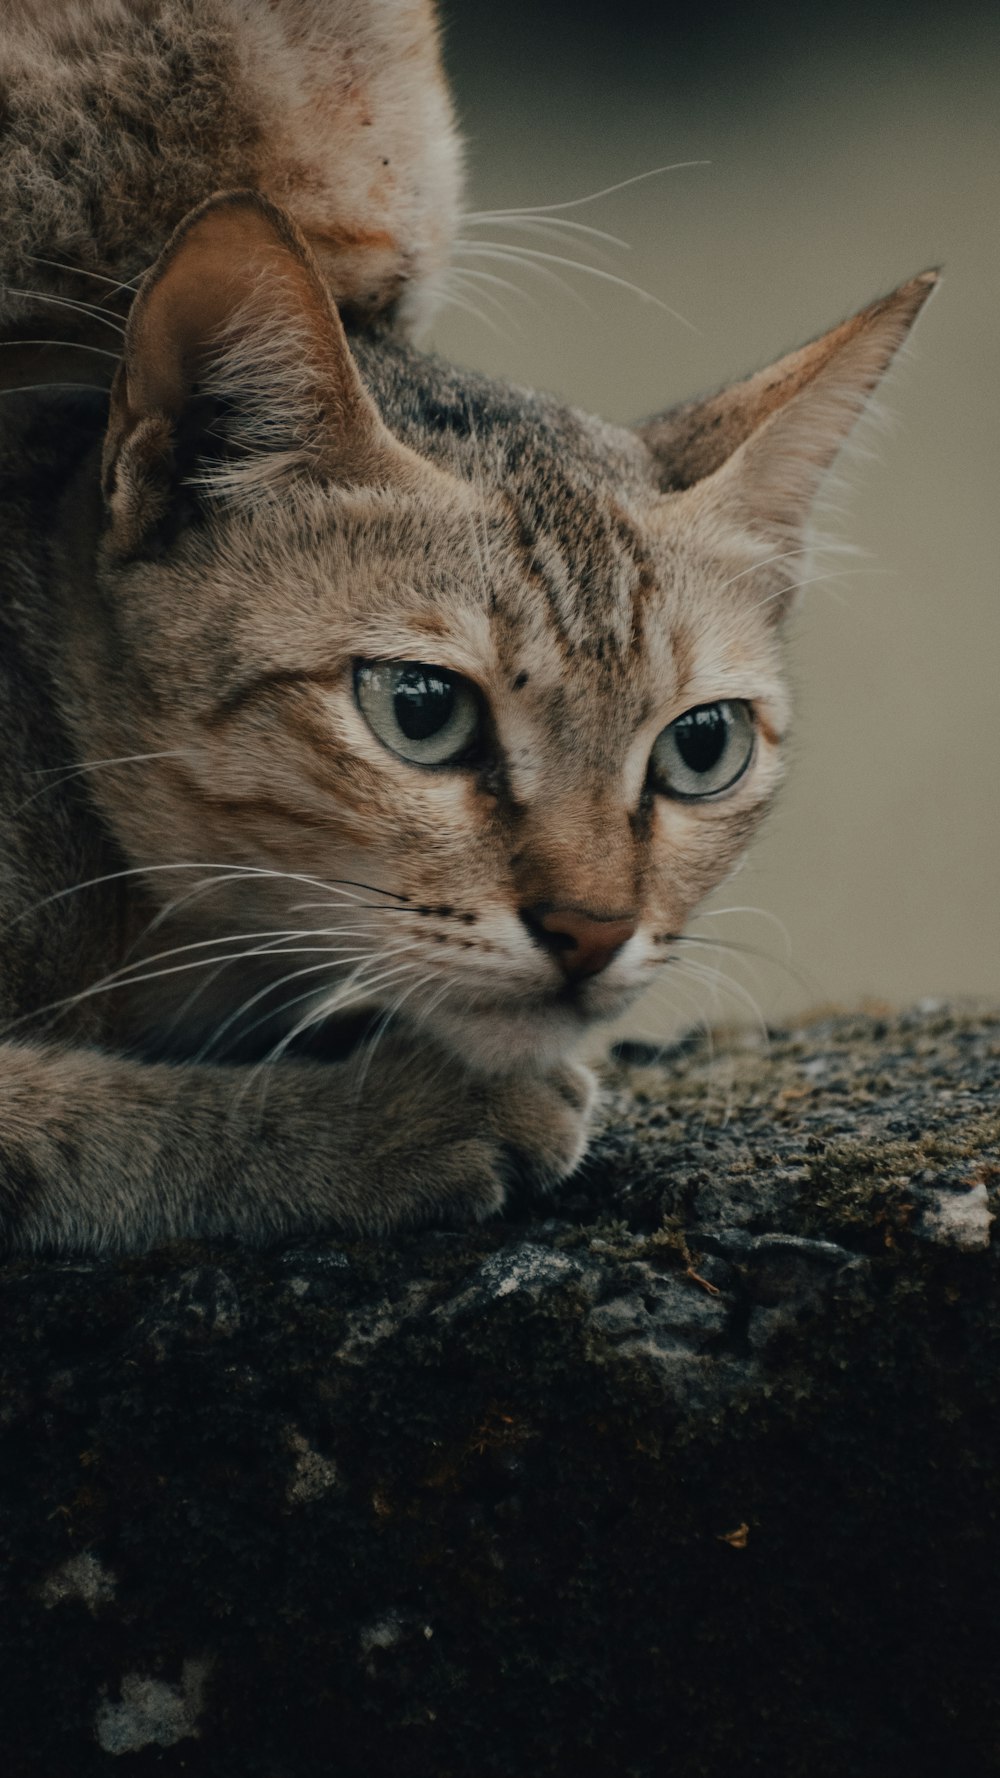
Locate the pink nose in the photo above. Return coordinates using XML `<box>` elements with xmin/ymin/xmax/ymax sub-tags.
<box><xmin>520</xmin><ymin>905</ymin><xmax>638</xmax><ymax>981</ymax></box>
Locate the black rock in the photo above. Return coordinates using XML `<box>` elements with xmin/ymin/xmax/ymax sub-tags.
<box><xmin>3</xmin><ymin>1004</ymin><xmax>1000</xmax><ymax>1777</ymax></box>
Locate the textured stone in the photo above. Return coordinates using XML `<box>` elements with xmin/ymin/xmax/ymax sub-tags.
<box><xmin>2</xmin><ymin>1004</ymin><xmax>999</xmax><ymax>1777</ymax></box>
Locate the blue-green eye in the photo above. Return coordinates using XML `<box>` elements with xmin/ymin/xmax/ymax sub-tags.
<box><xmin>650</xmin><ymin>700</ymin><xmax>755</xmax><ymax>799</ymax></box>
<box><xmin>355</xmin><ymin>661</ymin><xmax>481</xmax><ymax>767</ymax></box>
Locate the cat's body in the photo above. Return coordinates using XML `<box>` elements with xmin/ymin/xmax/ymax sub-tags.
<box><xmin>0</xmin><ymin>6</ymin><xmax>936</xmax><ymax>1253</ymax></box>
<box><xmin>0</xmin><ymin>0</ymin><xmax>461</xmax><ymax>374</ymax></box>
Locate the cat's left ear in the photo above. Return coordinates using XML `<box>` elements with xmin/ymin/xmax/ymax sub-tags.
<box><xmin>101</xmin><ymin>190</ymin><xmax>406</xmax><ymax>554</ymax></box>
<box><xmin>639</xmin><ymin>269</ymin><xmax>938</xmax><ymax>577</ymax></box>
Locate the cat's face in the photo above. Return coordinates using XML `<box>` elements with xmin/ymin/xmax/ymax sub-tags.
<box><xmin>84</xmin><ymin>194</ymin><xmax>934</xmax><ymax>1069</ymax></box>
<box><xmin>95</xmin><ymin>407</ymin><xmax>788</xmax><ymax>1067</ymax></box>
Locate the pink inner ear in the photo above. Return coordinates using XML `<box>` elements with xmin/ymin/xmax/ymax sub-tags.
<box><xmin>117</xmin><ymin>191</ymin><xmax>354</xmax><ymax>426</ymax></box>
<box><xmin>102</xmin><ymin>189</ymin><xmax>400</xmax><ymax>510</ymax></box>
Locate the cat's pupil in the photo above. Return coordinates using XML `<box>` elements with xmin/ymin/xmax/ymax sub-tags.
<box><xmin>393</xmin><ymin>666</ymin><xmax>455</xmax><ymax>741</ymax></box>
<box><xmin>674</xmin><ymin>705</ymin><xmax>729</xmax><ymax>774</ymax></box>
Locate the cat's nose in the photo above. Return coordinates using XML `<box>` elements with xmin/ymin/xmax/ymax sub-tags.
<box><xmin>520</xmin><ymin>904</ymin><xmax>638</xmax><ymax>981</ymax></box>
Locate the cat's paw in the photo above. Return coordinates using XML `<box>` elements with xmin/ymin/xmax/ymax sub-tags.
<box><xmin>357</xmin><ymin>1045</ymin><xmax>597</xmax><ymax>1231</ymax></box>
<box><xmin>484</xmin><ymin>1060</ymin><xmax>598</xmax><ymax>1195</ymax></box>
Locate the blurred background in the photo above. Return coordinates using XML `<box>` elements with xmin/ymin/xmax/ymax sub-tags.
<box><xmin>431</xmin><ymin>0</ymin><xmax>999</xmax><ymax>1040</ymax></box>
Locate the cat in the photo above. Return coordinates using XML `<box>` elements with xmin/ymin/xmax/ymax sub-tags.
<box><xmin>0</xmin><ymin>8</ymin><xmax>937</xmax><ymax>1253</ymax></box>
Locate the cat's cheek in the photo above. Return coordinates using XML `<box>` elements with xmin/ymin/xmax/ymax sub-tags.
<box><xmin>648</xmin><ymin>788</ymin><xmax>778</xmax><ymax>927</ymax></box>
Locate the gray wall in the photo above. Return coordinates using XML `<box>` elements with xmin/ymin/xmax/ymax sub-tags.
<box><xmin>430</xmin><ymin>0</ymin><xmax>1000</xmax><ymax>1038</ymax></box>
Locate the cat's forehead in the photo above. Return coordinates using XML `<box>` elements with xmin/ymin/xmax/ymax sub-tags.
<box><xmin>351</xmin><ymin>334</ymin><xmax>687</xmax><ymax>673</ymax></box>
<box><xmin>210</xmin><ymin>344</ymin><xmax>781</xmax><ymax>758</ymax></box>
<box><xmin>326</xmin><ymin>439</ymin><xmax>680</xmax><ymax>694</ymax></box>
<box><xmin>311</xmin><ymin>454</ymin><xmax>762</xmax><ymax>784</ymax></box>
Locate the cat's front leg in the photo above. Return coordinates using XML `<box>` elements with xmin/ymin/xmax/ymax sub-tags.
<box><xmin>0</xmin><ymin>1037</ymin><xmax>595</xmax><ymax>1255</ymax></box>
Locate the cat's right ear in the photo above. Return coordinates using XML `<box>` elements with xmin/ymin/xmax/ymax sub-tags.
<box><xmin>101</xmin><ymin>190</ymin><xmax>400</xmax><ymax>555</ymax></box>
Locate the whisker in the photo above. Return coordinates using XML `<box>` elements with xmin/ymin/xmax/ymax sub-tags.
<box><xmin>616</xmin><ymin>1004</ymin><xmax>716</xmax><ymax>1070</ymax></box>
<box><xmin>669</xmin><ymin>955</ymin><xmax>771</xmax><ymax>1046</ymax></box>
<box><xmin>0</xmin><ymin>338</ymin><xmax>121</xmax><ymax>362</ymax></box>
<box><xmin>160</xmin><ymin>924</ymin><xmax>393</xmax><ymax>1044</ymax></box>
<box><xmin>146</xmin><ymin>931</ymin><xmax>366</xmax><ymax>1048</ymax></box>
<box><xmin>1</xmin><ymin>286</ymin><xmax>127</xmax><ymax>336</ymax></box>
<box><xmin>240</xmin><ymin>956</ymin><xmax>419</xmax><ymax>1117</ymax></box>
<box><xmin>716</xmin><ymin>546</ymin><xmax>813</xmax><ymax>592</ymax></box>
<box><xmin>106</xmin><ymin>926</ymin><xmax>323</xmax><ymax>984</ymax></box>
<box><xmin>5</xmin><ymin>860</ymin><xmax>405</xmax><ymax>935</ymax></box>
<box><xmin>752</xmin><ymin>566</ymin><xmax>897</xmax><ymax>612</ymax></box>
<box><xmin>309</xmin><ymin>955</ymin><xmax>421</xmax><ymax>1029</ymax></box>
<box><xmin>203</xmin><ymin>968</ymin><xmax>367</xmax><ymax>1059</ymax></box>
<box><xmin>460</xmin><ymin>213</ymin><xmax>630</xmax><ymax>251</ymax></box>
<box><xmin>461</xmin><ymin>161</ymin><xmax>710</xmax><ymax>219</ymax></box>
<box><xmin>445</xmin><ymin>268</ymin><xmax>528</xmax><ymax>329</ymax></box>
<box><xmin>25</xmin><ymin>253</ymin><xmax>141</xmax><ymax>297</ymax></box>
<box><xmin>695</xmin><ymin>904</ymin><xmax>792</xmax><ymax>938</ymax></box>
<box><xmin>453</xmin><ymin>242</ymin><xmax>699</xmax><ymax>330</ymax></box>
<box><xmin>286</xmin><ymin>899</ymin><xmax>410</xmax><ymax>917</ymax></box>
<box><xmin>0</xmin><ymin>380</ymin><xmax>109</xmax><ymax>397</ymax></box>
<box><xmin>674</xmin><ymin>935</ymin><xmax>815</xmax><ymax>994</ymax></box>
<box><xmin>16</xmin><ymin>750</ymin><xmax>189</xmax><ymax>814</ymax></box>
<box><xmin>2</xmin><ymin>940</ymin><xmax>384</xmax><ymax>1039</ymax></box>
<box><xmin>348</xmin><ymin>963</ymin><xmax>445</xmax><ymax>1097</ymax></box>
<box><xmin>203</xmin><ymin>938</ymin><xmax>423</xmax><ymax>1059</ymax></box>
<box><xmin>447</xmin><ymin>263</ymin><xmax>540</xmax><ymax>306</ymax></box>
<box><xmin>450</xmin><ymin>245</ymin><xmax>597</xmax><ymax>319</ymax></box>
<box><xmin>436</xmin><ymin>275</ymin><xmax>520</xmax><ymax>343</ymax></box>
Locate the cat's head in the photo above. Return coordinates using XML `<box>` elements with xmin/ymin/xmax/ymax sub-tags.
<box><xmin>85</xmin><ymin>192</ymin><xmax>935</xmax><ymax>1068</ymax></box>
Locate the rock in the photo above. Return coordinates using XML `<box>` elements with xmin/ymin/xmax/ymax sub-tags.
<box><xmin>2</xmin><ymin>1004</ymin><xmax>1000</xmax><ymax>1777</ymax></box>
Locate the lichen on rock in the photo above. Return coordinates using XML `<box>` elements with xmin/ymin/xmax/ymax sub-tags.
<box><xmin>1</xmin><ymin>1004</ymin><xmax>999</xmax><ymax>1776</ymax></box>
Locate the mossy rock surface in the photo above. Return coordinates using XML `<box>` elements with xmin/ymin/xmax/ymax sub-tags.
<box><xmin>2</xmin><ymin>1004</ymin><xmax>999</xmax><ymax>1776</ymax></box>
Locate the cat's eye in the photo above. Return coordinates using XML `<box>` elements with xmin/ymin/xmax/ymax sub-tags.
<box><xmin>650</xmin><ymin>700</ymin><xmax>755</xmax><ymax>800</ymax></box>
<box><xmin>354</xmin><ymin>660</ymin><xmax>482</xmax><ymax>767</ymax></box>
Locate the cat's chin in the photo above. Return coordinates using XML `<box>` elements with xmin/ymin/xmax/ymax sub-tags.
<box><xmin>419</xmin><ymin>986</ymin><xmax>637</xmax><ymax>1075</ymax></box>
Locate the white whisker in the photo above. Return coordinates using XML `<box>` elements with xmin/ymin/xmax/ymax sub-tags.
<box><xmin>16</xmin><ymin>750</ymin><xmax>189</xmax><ymax>814</ymax></box>
<box><xmin>240</xmin><ymin>956</ymin><xmax>420</xmax><ymax>1118</ymax></box>
<box><xmin>203</xmin><ymin>938</ymin><xmax>423</xmax><ymax>1059</ymax></box>
<box><xmin>752</xmin><ymin>566</ymin><xmax>896</xmax><ymax>612</ymax></box>
<box><xmin>0</xmin><ymin>380</ymin><xmax>106</xmax><ymax>397</ymax></box>
<box><xmin>445</xmin><ymin>268</ymin><xmax>529</xmax><ymax>333</ymax></box>
<box><xmin>437</xmin><ymin>274</ymin><xmax>520</xmax><ymax>343</ymax></box>
<box><xmin>349</xmin><ymin>963</ymin><xmax>445</xmax><ymax>1097</ymax></box>
<box><xmin>447</xmin><ymin>263</ymin><xmax>539</xmax><ymax>306</ymax></box>
<box><xmin>461</xmin><ymin>161</ymin><xmax>709</xmax><ymax>219</ymax></box>
<box><xmin>5</xmin><ymin>860</ymin><xmax>396</xmax><ymax>936</ymax></box>
<box><xmin>2</xmin><ymin>286</ymin><xmax>126</xmax><ymax>336</ymax></box>
<box><xmin>25</xmin><ymin>253</ymin><xmax>141</xmax><ymax>297</ymax></box>
<box><xmin>461</xmin><ymin>213</ymin><xmax>630</xmax><ymax>251</ymax></box>
<box><xmin>2</xmin><ymin>940</ymin><xmax>386</xmax><ymax>1039</ymax></box>
<box><xmin>0</xmin><ymin>338</ymin><xmax>121</xmax><ymax>362</ymax></box>
<box><xmin>453</xmin><ymin>241</ymin><xmax>699</xmax><ymax>330</ymax></box>
<box><xmin>716</xmin><ymin>547</ymin><xmax>813</xmax><ymax>592</ymax></box>
<box><xmin>669</xmin><ymin>955</ymin><xmax>771</xmax><ymax>1046</ymax></box>
<box><xmin>451</xmin><ymin>245</ymin><xmax>597</xmax><ymax>319</ymax></box>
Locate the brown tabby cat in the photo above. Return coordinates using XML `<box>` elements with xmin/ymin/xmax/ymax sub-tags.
<box><xmin>0</xmin><ymin>6</ymin><xmax>936</xmax><ymax>1253</ymax></box>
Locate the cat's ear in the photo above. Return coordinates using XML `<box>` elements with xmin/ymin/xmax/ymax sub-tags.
<box><xmin>101</xmin><ymin>190</ymin><xmax>398</xmax><ymax>553</ymax></box>
<box><xmin>639</xmin><ymin>269</ymin><xmax>938</xmax><ymax>556</ymax></box>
